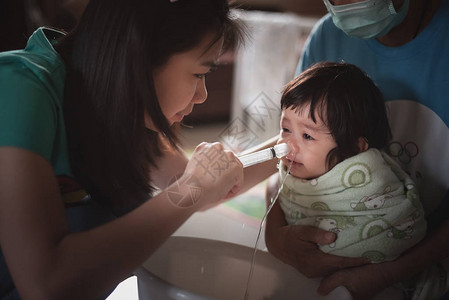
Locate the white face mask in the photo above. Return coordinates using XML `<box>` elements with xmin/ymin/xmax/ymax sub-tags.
<box><xmin>323</xmin><ymin>0</ymin><xmax>409</xmax><ymax>39</ymax></box>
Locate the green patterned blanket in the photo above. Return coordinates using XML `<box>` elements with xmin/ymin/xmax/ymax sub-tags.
<box><xmin>278</xmin><ymin>148</ymin><xmax>427</xmax><ymax>263</ymax></box>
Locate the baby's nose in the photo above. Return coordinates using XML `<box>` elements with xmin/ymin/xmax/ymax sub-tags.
<box><xmin>279</xmin><ymin>139</ymin><xmax>298</xmax><ymax>160</ymax></box>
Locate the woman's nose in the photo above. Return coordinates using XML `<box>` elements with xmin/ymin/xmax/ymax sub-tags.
<box><xmin>192</xmin><ymin>79</ymin><xmax>207</xmax><ymax>104</ymax></box>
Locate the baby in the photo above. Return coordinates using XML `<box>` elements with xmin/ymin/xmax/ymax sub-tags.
<box><xmin>276</xmin><ymin>61</ymin><xmax>426</xmax><ymax>263</ymax></box>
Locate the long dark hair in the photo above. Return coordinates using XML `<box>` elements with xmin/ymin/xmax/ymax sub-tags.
<box><xmin>281</xmin><ymin>61</ymin><xmax>392</xmax><ymax>170</ymax></box>
<box><xmin>56</xmin><ymin>0</ymin><xmax>244</xmax><ymax>214</ymax></box>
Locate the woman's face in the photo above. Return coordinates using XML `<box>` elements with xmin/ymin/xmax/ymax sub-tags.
<box><xmin>279</xmin><ymin>105</ymin><xmax>337</xmax><ymax>179</ymax></box>
<box><xmin>151</xmin><ymin>33</ymin><xmax>223</xmax><ymax>127</ymax></box>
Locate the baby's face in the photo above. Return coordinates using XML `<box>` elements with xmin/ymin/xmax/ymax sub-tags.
<box><xmin>279</xmin><ymin>106</ymin><xmax>337</xmax><ymax>179</ymax></box>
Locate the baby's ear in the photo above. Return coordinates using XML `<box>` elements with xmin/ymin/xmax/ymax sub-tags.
<box><xmin>357</xmin><ymin>137</ymin><xmax>369</xmax><ymax>153</ymax></box>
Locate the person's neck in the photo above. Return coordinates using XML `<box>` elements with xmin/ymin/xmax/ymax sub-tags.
<box><xmin>376</xmin><ymin>0</ymin><xmax>442</xmax><ymax>47</ymax></box>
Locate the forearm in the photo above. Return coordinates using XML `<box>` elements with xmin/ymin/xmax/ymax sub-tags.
<box><xmin>0</xmin><ymin>148</ymin><xmax>188</xmax><ymax>299</ymax></box>
<box><xmin>2</xmin><ymin>143</ymin><xmax>243</xmax><ymax>300</ymax></box>
<box><xmin>46</xmin><ymin>190</ymin><xmax>195</xmax><ymax>300</ymax></box>
<box><xmin>48</xmin><ymin>142</ymin><xmax>243</xmax><ymax>298</ymax></box>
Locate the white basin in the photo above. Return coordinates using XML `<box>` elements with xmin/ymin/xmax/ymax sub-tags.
<box><xmin>136</xmin><ymin>236</ymin><xmax>352</xmax><ymax>300</ymax></box>
<box><xmin>134</xmin><ymin>204</ymin><xmax>403</xmax><ymax>300</ymax></box>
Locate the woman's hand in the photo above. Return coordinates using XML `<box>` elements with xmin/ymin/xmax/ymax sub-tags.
<box><xmin>264</xmin><ymin>174</ymin><xmax>369</xmax><ymax>278</ymax></box>
<box><xmin>182</xmin><ymin>142</ymin><xmax>243</xmax><ymax>209</ymax></box>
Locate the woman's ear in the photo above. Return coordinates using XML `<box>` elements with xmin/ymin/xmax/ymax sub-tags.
<box><xmin>357</xmin><ymin>137</ymin><xmax>369</xmax><ymax>152</ymax></box>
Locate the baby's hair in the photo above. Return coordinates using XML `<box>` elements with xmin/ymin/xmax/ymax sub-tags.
<box><xmin>281</xmin><ymin>61</ymin><xmax>392</xmax><ymax>169</ymax></box>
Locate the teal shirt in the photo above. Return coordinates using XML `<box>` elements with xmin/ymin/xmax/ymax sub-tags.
<box><xmin>0</xmin><ymin>28</ymin><xmax>117</xmax><ymax>299</ymax></box>
<box><xmin>0</xmin><ymin>27</ymin><xmax>72</xmax><ymax>177</ymax></box>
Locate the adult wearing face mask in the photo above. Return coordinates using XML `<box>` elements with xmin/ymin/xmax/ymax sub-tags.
<box><xmin>265</xmin><ymin>0</ymin><xmax>449</xmax><ymax>299</ymax></box>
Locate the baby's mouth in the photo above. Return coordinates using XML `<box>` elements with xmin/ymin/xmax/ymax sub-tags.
<box><xmin>283</xmin><ymin>157</ymin><xmax>301</xmax><ymax>166</ymax></box>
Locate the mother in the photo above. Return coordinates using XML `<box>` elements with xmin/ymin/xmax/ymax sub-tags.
<box><xmin>0</xmin><ymin>1</ymin><xmax>276</xmax><ymax>299</ymax></box>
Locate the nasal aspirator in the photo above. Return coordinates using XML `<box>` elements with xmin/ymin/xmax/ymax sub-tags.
<box><xmin>238</xmin><ymin>143</ymin><xmax>290</xmax><ymax>168</ymax></box>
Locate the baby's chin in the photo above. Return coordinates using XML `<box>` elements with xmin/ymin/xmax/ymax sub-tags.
<box><xmin>289</xmin><ymin>171</ymin><xmax>319</xmax><ymax>181</ymax></box>
<box><xmin>289</xmin><ymin>170</ymin><xmax>309</xmax><ymax>179</ymax></box>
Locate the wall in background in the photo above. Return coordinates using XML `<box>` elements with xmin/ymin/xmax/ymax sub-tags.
<box><xmin>186</xmin><ymin>3</ymin><xmax>325</xmax><ymax>127</ymax></box>
<box><xmin>234</xmin><ymin>0</ymin><xmax>327</xmax><ymax>16</ymax></box>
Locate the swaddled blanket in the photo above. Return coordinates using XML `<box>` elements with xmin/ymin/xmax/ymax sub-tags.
<box><xmin>278</xmin><ymin>148</ymin><xmax>427</xmax><ymax>263</ymax></box>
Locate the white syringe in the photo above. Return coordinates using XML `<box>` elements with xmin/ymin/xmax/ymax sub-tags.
<box><xmin>238</xmin><ymin>143</ymin><xmax>290</xmax><ymax>168</ymax></box>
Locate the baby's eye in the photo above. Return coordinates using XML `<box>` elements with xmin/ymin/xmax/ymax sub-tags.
<box><xmin>281</xmin><ymin>127</ymin><xmax>291</xmax><ymax>133</ymax></box>
<box><xmin>303</xmin><ymin>133</ymin><xmax>314</xmax><ymax>140</ymax></box>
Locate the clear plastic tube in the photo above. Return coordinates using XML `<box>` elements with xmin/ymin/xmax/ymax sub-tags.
<box><xmin>244</xmin><ymin>154</ymin><xmax>295</xmax><ymax>299</ymax></box>
<box><xmin>238</xmin><ymin>143</ymin><xmax>290</xmax><ymax>168</ymax></box>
